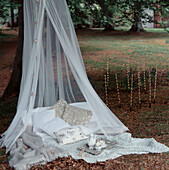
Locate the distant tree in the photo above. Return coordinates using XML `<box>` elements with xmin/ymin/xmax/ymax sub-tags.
<box><xmin>66</xmin><ymin>0</ymin><xmax>117</xmax><ymax>30</ymax></box>
<box><xmin>67</xmin><ymin>0</ymin><xmax>94</xmax><ymax>29</ymax></box>
<box><xmin>93</xmin><ymin>0</ymin><xmax>116</xmax><ymax>31</ymax></box>
<box><xmin>0</xmin><ymin>0</ymin><xmax>19</xmax><ymax>27</ymax></box>
<box><xmin>155</xmin><ymin>1</ymin><xmax>169</xmax><ymax>33</ymax></box>
<box><xmin>116</xmin><ymin>0</ymin><xmax>169</xmax><ymax>32</ymax></box>
<box><xmin>0</xmin><ymin>1</ymin><xmax>10</xmax><ymax>24</ymax></box>
<box><xmin>10</xmin><ymin>0</ymin><xmax>15</xmax><ymax>28</ymax></box>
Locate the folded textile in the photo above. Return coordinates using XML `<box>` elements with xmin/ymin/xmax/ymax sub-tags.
<box><xmin>9</xmin><ymin>128</ymin><xmax>67</xmax><ymax>170</ymax></box>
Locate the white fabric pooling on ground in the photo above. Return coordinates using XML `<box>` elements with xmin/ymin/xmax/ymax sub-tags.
<box><xmin>9</xmin><ymin>102</ymin><xmax>169</xmax><ymax>170</ymax></box>
<box><xmin>44</xmin><ymin>133</ymin><xmax>169</xmax><ymax>164</ymax></box>
<box><xmin>10</xmin><ymin>129</ymin><xmax>169</xmax><ymax>170</ymax></box>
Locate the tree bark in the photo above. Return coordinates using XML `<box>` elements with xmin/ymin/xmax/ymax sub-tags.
<box><xmin>104</xmin><ymin>23</ymin><xmax>115</xmax><ymax>31</ymax></box>
<box><xmin>129</xmin><ymin>21</ymin><xmax>145</xmax><ymax>32</ymax></box>
<box><xmin>129</xmin><ymin>2</ymin><xmax>145</xmax><ymax>32</ymax></box>
<box><xmin>10</xmin><ymin>0</ymin><xmax>15</xmax><ymax>28</ymax></box>
<box><xmin>3</xmin><ymin>0</ymin><xmax>24</xmax><ymax>100</ymax></box>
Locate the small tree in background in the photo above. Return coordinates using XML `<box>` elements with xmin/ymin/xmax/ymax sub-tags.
<box><xmin>0</xmin><ymin>1</ymin><xmax>10</xmax><ymax>25</ymax></box>
<box><xmin>0</xmin><ymin>0</ymin><xmax>19</xmax><ymax>28</ymax></box>
<box><xmin>67</xmin><ymin>0</ymin><xmax>92</xmax><ymax>29</ymax></box>
<box><xmin>156</xmin><ymin>1</ymin><xmax>169</xmax><ymax>33</ymax></box>
<box><xmin>95</xmin><ymin>0</ymin><xmax>116</xmax><ymax>31</ymax></box>
<box><xmin>116</xmin><ymin>0</ymin><xmax>169</xmax><ymax>32</ymax></box>
<box><xmin>67</xmin><ymin>0</ymin><xmax>117</xmax><ymax>31</ymax></box>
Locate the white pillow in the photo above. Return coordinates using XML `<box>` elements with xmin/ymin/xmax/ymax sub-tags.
<box><xmin>49</xmin><ymin>99</ymin><xmax>68</xmax><ymax>118</ymax></box>
<box><xmin>39</xmin><ymin>117</ymin><xmax>70</xmax><ymax>138</ymax></box>
<box><xmin>33</xmin><ymin>109</ymin><xmax>55</xmax><ymax>133</ymax></box>
<box><xmin>54</xmin><ymin>127</ymin><xmax>88</xmax><ymax>145</ymax></box>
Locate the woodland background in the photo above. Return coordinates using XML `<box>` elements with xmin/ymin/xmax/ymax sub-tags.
<box><xmin>0</xmin><ymin>0</ymin><xmax>169</xmax><ymax>169</ymax></box>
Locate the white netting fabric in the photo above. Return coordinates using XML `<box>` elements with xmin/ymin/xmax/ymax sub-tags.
<box><xmin>0</xmin><ymin>0</ymin><xmax>128</xmax><ymax>152</ymax></box>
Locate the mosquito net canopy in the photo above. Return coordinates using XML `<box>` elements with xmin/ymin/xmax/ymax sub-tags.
<box><xmin>0</xmin><ymin>0</ymin><xmax>128</xmax><ymax>152</ymax></box>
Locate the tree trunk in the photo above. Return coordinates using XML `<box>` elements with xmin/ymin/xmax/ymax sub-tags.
<box><xmin>10</xmin><ymin>0</ymin><xmax>15</xmax><ymax>28</ymax></box>
<box><xmin>3</xmin><ymin>1</ymin><xmax>24</xmax><ymax>100</ymax></box>
<box><xmin>129</xmin><ymin>21</ymin><xmax>145</xmax><ymax>32</ymax></box>
<box><xmin>104</xmin><ymin>23</ymin><xmax>115</xmax><ymax>31</ymax></box>
<box><xmin>129</xmin><ymin>2</ymin><xmax>145</xmax><ymax>32</ymax></box>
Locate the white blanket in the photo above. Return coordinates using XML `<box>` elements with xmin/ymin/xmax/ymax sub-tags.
<box><xmin>9</xmin><ymin>129</ymin><xmax>169</xmax><ymax>170</ymax></box>
<box><xmin>9</xmin><ymin>103</ymin><xmax>169</xmax><ymax>169</ymax></box>
<box><xmin>44</xmin><ymin>132</ymin><xmax>169</xmax><ymax>163</ymax></box>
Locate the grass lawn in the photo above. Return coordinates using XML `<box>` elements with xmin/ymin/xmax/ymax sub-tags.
<box><xmin>79</xmin><ymin>28</ymin><xmax>169</xmax><ymax>71</ymax></box>
<box><xmin>0</xmin><ymin>28</ymin><xmax>169</xmax><ymax>169</ymax></box>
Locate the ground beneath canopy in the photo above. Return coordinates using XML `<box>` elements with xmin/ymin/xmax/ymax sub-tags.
<box><xmin>0</xmin><ymin>29</ymin><xmax>169</xmax><ymax>169</ymax></box>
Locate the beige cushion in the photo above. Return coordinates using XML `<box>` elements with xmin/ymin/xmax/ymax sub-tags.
<box><xmin>49</xmin><ymin>99</ymin><xmax>67</xmax><ymax>118</ymax></box>
<box><xmin>61</xmin><ymin>105</ymin><xmax>92</xmax><ymax>126</ymax></box>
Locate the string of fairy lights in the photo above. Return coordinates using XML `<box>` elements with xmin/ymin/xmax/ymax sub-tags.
<box><xmin>127</xmin><ymin>56</ymin><xmax>130</xmax><ymax>90</ymax></box>
<box><xmin>106</xmin><ymin>58</ymin><xmax>110</xmax><ymax>87</ymax></box>
<box><xmin>154</xmin><ymin>68</ymin><xmax>158</xmax><ymax>104</ymax></box>
<box><xmin>143</xmin><ymin>63</ymin><xmax>146</xmax><ymax>93</ymax></box>
<box><xmin>115</xmin><ymin>73</ymin><xmax>121</xmax><ymax>108</ymax></box>
<box><xmin>104</xmin><ymin>75</ymin><xmax>108</xmax><ymax>106</ymax></box>
<box><xmin>103</xmin><ymin>57</ymin><xmax>159</xmax><ymax>111</ymax></box>
<box><xmin>138</xmin><ymin>62</ymin><xmax>141</xmax><ymax>109</ymax></box>
<box><xmin>149</xmin><ymin>70</ymin><xmax>152</xmax><ymax>108</ymax></box>
<box><xmin>130</xmin><ymin>73</ymin><xmax>133</xmax><ymax>111</ymax></box>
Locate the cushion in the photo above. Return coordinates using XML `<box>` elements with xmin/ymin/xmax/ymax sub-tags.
<box><xmin>69</xmin><ymin>102</ymin><xmax>90</xmax><ymax>110</ymax></box>
<box><xmin>33</xmin><ymin>109</ymin><xmax>55</xmax><ymax>133</ymax></box>
<box><xmin>61</xmin><ymin>105</ymin><xmax>92</xmax><ymax>126</ymax></box>
<box><xmin>39</xmin><ymin>117</ymin><xmax>70</xmax><ymax>138</ymax></box>
<box><xmin>54</xmin><ymin>127</ymin><xmax>88</xmax><ymax>145</ymax></box>
<box><xmin>49</xmin><ymin>99</ymin><xmax>68</xmax><ymax>118</ymax></box>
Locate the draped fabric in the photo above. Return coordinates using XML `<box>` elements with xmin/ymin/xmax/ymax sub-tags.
<box><xmin>0</xmin><ymin>0</ymin><xmax>128</xmax><ymax>152</ymax></box>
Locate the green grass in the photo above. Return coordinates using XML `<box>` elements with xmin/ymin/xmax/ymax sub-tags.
<box><xmin>79</xmin><ymin>29</ymin><xmax>169</xmax><ymax>71</ymax></box>
<box><xmin>115</xmin><ymin>27</ymin><xmax>169</xmax><ymax>33</ymax></box>
<box><xmin>0</xmin><ymin>32</ymin><xmax>16</xmax><ymax>40</ymax></box>
<box><xmin>80</xmin><ymin>46</ymin><xmax>106</xmax><ymax>52</ymax></box>
<box><xmin>85</xmin><ymin>58</ymin><xmax>107</xmax><ymax>68</ymax></box>
<box><xmin>145</xmin><ymin>28</ymin><xmax>169</xmax><ymax>33</ymax></box>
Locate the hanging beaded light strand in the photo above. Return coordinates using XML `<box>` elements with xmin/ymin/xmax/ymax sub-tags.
<box><xmin>104</xmin><ymin>75</ymin><xmax>108</xmax><ymax>106</ymax></box>
<box><xmin>149</xmin><ymin>70</ymin><xmax>152</xmax><ymax>108</ymax></box>
<box><xmin>130</xmin><ymin>73</ymin><xmax>133</xmax><ymax>111</ymax></box>
<box><xmin>153</xmin><ymin>67</ymin><xmax>158</xmax><ymax>104</ymax></box>
<box><xmin>106</xmin><ymin>57</ymin><xmax>110</xmax><ymax>88</ymax></box>
<box><xmin>138</xmin><ymin>63</ymin><xmax>141</xmax><ymax>109</ymax></box>
<box><xmin>127</xmin><ymin>56</ymin><xmax>130</xmax><ymax>90</ymax></box>
<box><xmin>115</xmin><ymin>73</ymin><xmax>121</xmax><ymax>108</ymax></box>
<box><xmin>143</xmin><ymin>62</ymin><xmax>146</xmax><ymax>94</ymax></box>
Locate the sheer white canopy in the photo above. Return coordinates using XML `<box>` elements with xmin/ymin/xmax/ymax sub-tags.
<box><xmin>0</xmin><ymin>0</ymin><xmax>128</xmax><ymax>152</ymax></box>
